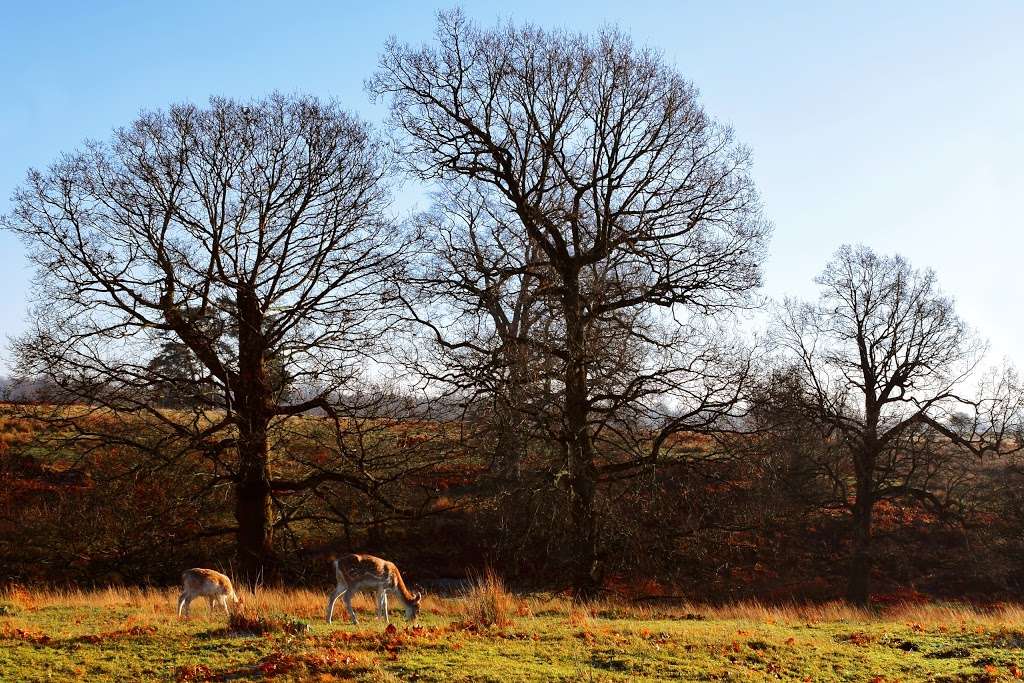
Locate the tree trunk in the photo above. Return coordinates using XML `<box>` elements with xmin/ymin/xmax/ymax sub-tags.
<box><xmin>492</xmin><ymin>421</ymin><xmax>525</xmax><ymax>482</ymax></box>
<box><xmin>492</xmin><ymin>354</ymin><xmax>527</xmax><ymax>482</ymax></box>
<box><xmin>234</xmin><ymin>289</ymin><xmax>278</xmax><ymax>584</ymax></box>
<box><xmin>235</xmin><ymin>416</ymin><xmax>276</xmax><ymax>584</ymax></box>
<box><xmin>568</xmin><ymin>442</ymin><xmax>599</xmax><ymax>599</ymax></box>
<box><xmin>846</xmin><ymin>458</ymin><xmax>874</xmax><ymax>606</ymax></box>
<box><xmin>563</xmin><ymin>287</ymin><xmax>600</xmax><ymax>599</ymax></box>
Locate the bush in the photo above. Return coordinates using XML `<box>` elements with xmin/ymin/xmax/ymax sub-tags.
<box><xmin>225</xmin><ymin>605</ymin><xmax>297</xmax><ymax>635</ymax></box>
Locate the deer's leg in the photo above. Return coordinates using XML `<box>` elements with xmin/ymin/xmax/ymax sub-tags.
<box><xmin>206</xmin><ymin>596</ymin><xmax>215</xmax><ymax>613</ymax></box>
<box><xmin>343</xmin><ymin>589</ymin><xmax>358</xmax><ymax>625</ymax></box>
<box><xmin>380</xmin><ymin>591</ymin><xmax>390</xmax><ymax>623</ymax></box>
<box><xmin>326</xmin><ymin>583</ymin><xmax>345</xmax><ymax>624</ymax></box>
<box><xmin>220</xmin><ymin>595</ymin><xmax>230</xmax><ymax>616</ymax></box>
<box><xmin>177</xmin><ymin>592</ymin><xmax>189</xmax><ymax>617</ymax></box>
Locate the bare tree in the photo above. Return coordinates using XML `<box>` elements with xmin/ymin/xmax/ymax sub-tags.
<box><xmin>398</xmin><ymin>181</ymin><xmax>554</xmax><ymax>481</ymax></box>
<box><xmin>2</xmin><ymin>94</ymin><xmax>415</xmax><ymax>579</ymax></box>
<box><xmin>372</xmin><ymin>11</ymin><xmax>769</xmax><ymax>595</ymax></box>
<box><xmin>774</xmin><ymin>244</ymin><xmax>1016</xmax><ymax>604</ymax></box>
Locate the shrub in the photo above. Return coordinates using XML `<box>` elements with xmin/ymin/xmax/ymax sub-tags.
<box><xmin>223</xmin><ymin>603</ymin><xmax>312</xmax><ymax>636</ymax></box>
<box><xmin>227</xmin><ymin>605</ymin><xmax>288</xmax><ymax>635</ymax></box>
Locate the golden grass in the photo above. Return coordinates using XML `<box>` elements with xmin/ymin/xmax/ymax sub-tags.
<box><xmin>8</xmin><ymin>584</ymin><xmax>1024</xmax><ymax>682</ymax></box>
<box><xmin>566</xmin><ymin>602</ymin><xmax>594</xmax><ymax>630</ymax></box>
<box><xmin>4</xmin><ymin>584</ymin><xmax>1024</xmax><ymax>630</ymax></box>
<box><xmin>455</xmin><ymin>568</ymin><xmax>523</xmax><ymax>628</ymax></box>
<box><xmin>0</xmin><ymin>584</ymin><xmax>445</xmax><ymax>626</ymax></box>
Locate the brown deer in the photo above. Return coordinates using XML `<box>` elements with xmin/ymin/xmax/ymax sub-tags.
<box><xmin>326</xmin><ymin>553</ymin><xmax>421</xmax><ymax>624</ymax></box>
<box><xmin>177</xmin><ymin>568</ymin><xmax>240</xmax><ymax>617</ymax></box>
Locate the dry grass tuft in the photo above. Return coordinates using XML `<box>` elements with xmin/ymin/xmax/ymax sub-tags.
<box><xmin>456</xmin><ymin>568</ymin><xmax>521</xmax><ymax>628</ymax></box>
<box><xmin>567</xmin><ymin>603</ymin><xmax>594</xmax><ymax>630</ymax></box>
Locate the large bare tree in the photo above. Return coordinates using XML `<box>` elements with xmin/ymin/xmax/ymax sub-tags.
<box><xmin>372</xmin><ymin>11</ymin><xmax>769</xmax><ymax>595</ymax></box>
<box><xmin>775</xmin><ymin>244</ymin><xmax>1016</xmax><ymax>604</ymax></box>
<box><xmin>2</xmin><ymin>94</ymin><xmax>414</xmax><ymax>579</ymax></box>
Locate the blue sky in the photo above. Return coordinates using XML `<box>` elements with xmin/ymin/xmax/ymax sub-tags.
<box><xmin>1</xmin><ymin>1</ymin><xmax>1022</xmax><ymax>368</ymax></box>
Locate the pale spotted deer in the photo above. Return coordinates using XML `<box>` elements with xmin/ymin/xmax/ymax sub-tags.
<box><xmin>177</xmin><ymin>568</ymin><xmax>240</xmax><ymax>617</ymax></box>
<box><xmin>326</xmin><ymin>553</ymin><xmax>421</xmax><ymax>624</ymax></box>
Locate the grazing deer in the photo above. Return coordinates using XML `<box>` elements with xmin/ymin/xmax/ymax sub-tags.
<box><xmin>326</xmin><ymin>553</ymin><xmax>421</xmax><ymax>625</ymax></box>
<box><xmin>178</xmin><ymin>568</ymin><xmax>240</xmax><ymax>617</ymax></box>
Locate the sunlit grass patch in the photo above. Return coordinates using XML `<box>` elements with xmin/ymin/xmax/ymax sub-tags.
<box><xmin>5</xmin><ymin>586</ymin><xmax>1024</xmax><ymax>681</ymax></box>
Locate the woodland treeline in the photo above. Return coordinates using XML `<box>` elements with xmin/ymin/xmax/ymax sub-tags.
<box><xmin>1</xmin><ymin>11</ymin><xmax>1022</xmax><ymax>606</ymax></box>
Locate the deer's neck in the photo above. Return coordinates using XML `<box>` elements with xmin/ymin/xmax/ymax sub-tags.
<box><xmin>391</xmin><ymin>568</ymin><xmax>417</xmax><ymax>604</ymax></box>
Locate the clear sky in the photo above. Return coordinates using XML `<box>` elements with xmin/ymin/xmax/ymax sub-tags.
<box><xmin>1</xmin><ymin>1</ymin><xmax>1022</xmax><ymax>370</ymax></box>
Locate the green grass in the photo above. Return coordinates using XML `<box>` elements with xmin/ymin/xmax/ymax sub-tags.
<box><xmin>3</xmin><ymin>587</ymin><xmax>1024</xmax><ymax>681</ymax></box>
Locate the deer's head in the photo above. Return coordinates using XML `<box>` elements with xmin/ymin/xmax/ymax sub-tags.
<box><xmin>405</xmin><ymin>591</ymin><xmax>422</xmax><ymax>622</ymax></box>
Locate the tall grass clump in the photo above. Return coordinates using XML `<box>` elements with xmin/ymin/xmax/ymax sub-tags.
<box><xmin>457</xmin><ymin>568</ymin><xmax>520</xmax><ymax>628</ymax></box>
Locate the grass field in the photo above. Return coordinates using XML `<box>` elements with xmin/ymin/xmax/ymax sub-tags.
<box><xmin>3</xmin><ymin>583</ymin><xmax>1024</xmax><ymax>682</ymax></box>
